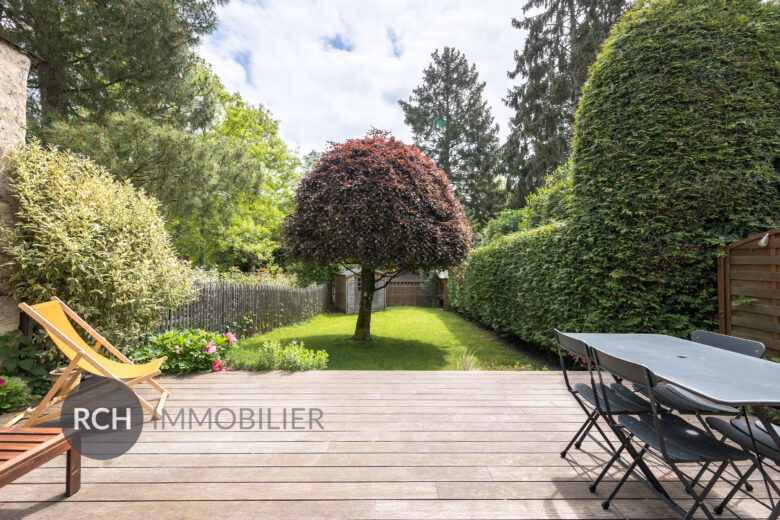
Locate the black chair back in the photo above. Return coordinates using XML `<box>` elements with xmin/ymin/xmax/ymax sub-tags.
<box><xmin>554</xmin><ymin>330</ymin><xmax>593</xmax><ymax>392</ymax></box>
<box><xmin>554</xmin><ymin>330</ymin><xmax>589</xmax><ymax>357</ymax></box>
<box><xmin>691</xmin><ymin>330</ymin><xmax>765</xmax><ymax>358</ymax></box>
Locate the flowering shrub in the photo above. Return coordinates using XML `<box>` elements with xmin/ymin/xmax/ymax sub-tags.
<box><xmin>0</xmin><ymin>376</ymin><xmax>32</xmax><ymax>414</ymax></box>
<box><xmin>227</xmin><ymin>339</ymin><xmax>328</xmax><ymax>371</ymax></box>
<box><xmin>132</xmin><ymin>329</ymin><xmax>231</xmax><ymax>375</ymax></box>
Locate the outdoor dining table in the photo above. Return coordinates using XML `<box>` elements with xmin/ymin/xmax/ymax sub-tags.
<box><xmin>565</xmin><ymin>333</ymin><xmax>780</xmax><ymax>517</ymax></box>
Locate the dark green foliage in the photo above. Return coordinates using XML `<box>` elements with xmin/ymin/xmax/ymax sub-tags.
<box><xmin>455</xmin><ymin>0</ymin><xmax>780</xmax><ymax>353</ymax></box>
<box><xmin>450</xmin><ymin>223</ymin><xmax>571</xmax><ymax>350</ymax></box>
<box><xmin>504</xmin><ymin>0</ymin><xmax>629</xmax><ymax>206</ymax></box>
<box><xmin>399</xmin><ymin>47</ymin><xmax>505</xmax><ymax>226</ymax></box>
<box><xmin>568</xmin><ymin>0</ymin><xmax>780</xmax><ymax>335</ymax></box>
<box><xmin>477</xmin><ymin>160</ymin><xmax>573</xmax><ymax>246</ymax></box>
<box><xmin>132</xmin><ymin>329</ymin><xmax>229</xmax><ymax>375</ymax></box>
<box><xmin>0</xmin><ymin>376</ymin><xmax>32</xmax><ymax>414</ymax></box>
<box><xmin>0</xmin><ymin>331</ymin><xmax>51</xmax><ymax>397</ymax></box>
<box><xmin>288</xmin><ymin>262</ymin><xmax>344</xmax><ymax>288</ymax></box>
<box><xmin>0</xmin><ymin>0</ymin><xmax>223</xmax><ymax>130</ymax></box>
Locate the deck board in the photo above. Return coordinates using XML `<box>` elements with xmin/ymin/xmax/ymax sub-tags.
<box><xmin>0</xmin><ymin>371</ymin><xmax>771</xmax><ymax>519</ymax></box>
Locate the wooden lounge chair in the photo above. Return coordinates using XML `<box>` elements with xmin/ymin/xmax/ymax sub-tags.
<box><xmin>0</xmin><ymin>427</ymin><xmax>80</xmax><ymax>496</ymax></box>
<box><xmin>6</xmin><ymin>297</ymin><xmax>169</xmax><ymax>427</ymax></box>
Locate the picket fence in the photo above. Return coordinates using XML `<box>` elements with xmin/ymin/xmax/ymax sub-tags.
<box><xmin>157</xmin><ymin>282</ymin><xmax>330</xmax><ymax>336</ymax></box>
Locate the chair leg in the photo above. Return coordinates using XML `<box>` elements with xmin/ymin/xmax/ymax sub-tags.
<box><xmin>676</xmin><ymin>460</ymin><xmax>727</xmax><ymax>520</ymax></box>
<box><xmin>693</xmin><ymin>414</ymin><xmax>753</xmax><ymax>493</ymax></box>
<box><xmin>714</xmin><ymin>460</ymin><xmax>758</xmax><ymax>515</ymax></box>
<box><xmin>561</xmin><ymin>410</ymin><xmax>597</xmax><ymax>458</ymax></box>
<box><xmin>590</xmin><ymin>441</ymin><xmax>625</xmax><ymax>493</ymax></box>
<box><xmin>602</xmin><ymin>445</ymin><xmax>647</xmax><ymax>510</ymax></box>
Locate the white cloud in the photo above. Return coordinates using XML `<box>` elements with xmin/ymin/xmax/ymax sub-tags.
<box><xmin>199</xmin><ymin>0</ymin><xmax>527</xmax><ymax>154</ymax></box>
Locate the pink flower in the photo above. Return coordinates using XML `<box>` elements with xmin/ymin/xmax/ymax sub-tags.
<box><xmin>173</xmin><ymin>346</ymin><xmax>182</xmax><ymax>354</ymax></box>
<box><xmin>212</xmin><ymin>359</ymin><xmax>222</xmax><ymax>372</ymax></box>
<box><xmin>0</xmin><ymin>378</ymin><xmax>4</xmax><ymax>388</ymax></box>
<box><xmin>226</xmin><ymin>332</ymin><xmax>237</xmax><ymax>344</ymax></box>
<box><xmin>204</xmin><ymin>341</ymin><xmax>216</xmax><ymax>355</ymax></box>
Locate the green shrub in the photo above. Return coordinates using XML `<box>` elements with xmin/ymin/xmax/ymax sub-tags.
<box><xmin>567</xmin><ymin>0</ymin><xmax>780</xmax><ymax>335</ymax></box>
<box><xmin>0</xmin><ymin>331</ymin><xmax>51</xmax><ymax>396</ymax></box>
<box><xmin>475</xmin><ymin>209</ymin><xmax>527</xmax><ymax>247</ymax></box>
<box><xmin>476</xmin><ymin>160</ymin><xmax>572</xmax><ymax>247</ymax></box>
<box><xmin>132</xmin><ymin>329</ymin><xmax>233</xmax><ymax>375</ymax></box>
<box><xmin>227</xmin><ymin>339</ymin><xmax>328</xmax><ymax>371</ymax></box>
<box><xmin>456</xmin><ymin>0</ymin><xmax>780</xmax><ymax>353</ymax></box>
<box><xmin>521</xmin><ymin>161</ymin><xmax>572</xmax><ymax>231</ymax></box>
<box><xmin>0</xmin><ymin>376</ymin><xmax>32</xmax><ymax>414</ymax></box>
<box><xmin>454</xmin><ymin>223</ymin><xmax>572</xmax><ymax>350</ymax></box>
<box><xmin>2</xmin><ymin>143</ymin><xmax>194</xmax><ymax>354</ymax></box>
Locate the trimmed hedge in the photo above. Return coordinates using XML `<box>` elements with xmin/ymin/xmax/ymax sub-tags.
<box><xmin>454</xmin><ymin>0</ymin><xmax>780</xmax><ymax>352</ymax></box>
<box><xmin>450</xmin><ymin>222</ymin><xmax>572</xmax><ymax>348</ymax></box>
<box><xmin>2</xmin><ymin>143</ymin><xmax>194</xmax><ymax>354</ymax></box>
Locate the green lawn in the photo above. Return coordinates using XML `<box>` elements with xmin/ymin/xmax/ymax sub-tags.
<box><xmin>231</xmin><ymin>306</ymin><xmax>544</xmax><ymax>370</ymax></box>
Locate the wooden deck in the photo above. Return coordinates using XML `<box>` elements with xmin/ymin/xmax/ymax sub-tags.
<box><xmin>0</xmin><ymin>371</ymin><xmax>772</xmax><ymax>519</ymax></box>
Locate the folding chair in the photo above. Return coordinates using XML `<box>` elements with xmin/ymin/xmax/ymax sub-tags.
<box><xmin>633</xmin><ymin>331</ymin><xmax>764</xmax><ymax>492</ymax></box>
<box><xmin>554</xmin><ymin>331</ymin><xmax>650</xmax><ymax>492</ymax></box>
<box><xmin>706</xmin><ymin>417</ymin><xmax>780</xmax><ymax>517</ymax></box>
<box><xmin>6</xmin><ymin>298</ymin><xmax>170</xmax><ymax>427</ymax></box>
<box><xmin>591</xmin><ymin>347</ymin><xmax>753</xmax><ymax>519</ymax></box>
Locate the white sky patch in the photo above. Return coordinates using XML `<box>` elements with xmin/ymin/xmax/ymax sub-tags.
<box><xmin>199</xmin><ymin>0</ymin><xmax>527</xmax><ymax>154</ymax></box>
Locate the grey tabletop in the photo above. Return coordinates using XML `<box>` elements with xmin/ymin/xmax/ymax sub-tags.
<box><xmin>564</xmin><ymin>333</ymin><xmax>780</xmax><ymax>407</ymax></box>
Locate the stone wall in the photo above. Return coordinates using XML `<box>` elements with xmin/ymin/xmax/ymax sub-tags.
<box><xmin>0</xmin><ymin>40</ymin><xmax>31</xmax><ymax>333</ymax></box>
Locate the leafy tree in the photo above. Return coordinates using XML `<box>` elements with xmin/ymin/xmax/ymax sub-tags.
<box><xmin>44</xmin><ymin>81</ymin><xmax>300</xmax><ymax>269</ymax></box>
<box><xmin>504</xmin><ymin>0</ymin><xmax>629</xmax><ymax>206</ymax></box>
<box><xmin>283</xmin><ymin>131</ymin><xmax>471</xmax><ymax>341</ymax></box>
<box><xmin>399</xmin><ymin>47</ymin><xmax>504</xmax><ymax>227</ymax></box>
<box><xmin>0</xmin><ymin>0</ymin><xmax>224</xmax><ymax>131</ymax></box>
<box><xmin>174</xmin><ymin>86</ymin><xmax>301</xmax><ymax>269</ymax></box>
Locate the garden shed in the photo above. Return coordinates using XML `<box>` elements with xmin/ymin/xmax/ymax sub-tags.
<box><xmin>333</xmin><ymin>268</ymin><xmax>386</xmax><ymax>314</ymax></box>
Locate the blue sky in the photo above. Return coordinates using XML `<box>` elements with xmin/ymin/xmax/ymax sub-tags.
<box><xmin>199</xmin><ymin>0</ymin><xmax>527</xmax><ymax>154</ymax></box>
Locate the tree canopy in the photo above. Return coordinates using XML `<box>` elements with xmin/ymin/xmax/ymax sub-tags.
<box><xmin>0</xmin><ymin>0</ymin><xmax>223</xmax><ymax>131</ymax></box>
<box><xmin>283</xmin><ymin>130</ymin><xmax>471</xmax><ymax>339</ymax></box>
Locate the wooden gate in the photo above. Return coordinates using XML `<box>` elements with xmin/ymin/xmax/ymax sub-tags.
<box><xmin>386</xmin><ymin>281</ymin><xmax>438</xmax><ymax>307</ymax></box>
<box><xmin>718</xmin><ymin>228</ymin><xmax>780</xmax><ymax>358</ymax></box>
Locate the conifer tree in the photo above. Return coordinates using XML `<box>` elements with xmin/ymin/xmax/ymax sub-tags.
<box><xmin>399</xmin><ymin>47</ymin><xmax>504</xmax><ymax>226</ymax></box>
<box><xmin>504</xmin><ymin>0</ymin><xmax>629</xmax><ymax>205</ymax></box>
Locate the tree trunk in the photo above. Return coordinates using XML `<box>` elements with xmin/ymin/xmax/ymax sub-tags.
<box><xmin>352</xmin><ymin>266</ymin><xmax>376</xmax><ymax>341</ymax></box>
<box><xmin>37</xmin><ymin>61</ymin><xmax>64</xmax><ymax>126</ymax></box>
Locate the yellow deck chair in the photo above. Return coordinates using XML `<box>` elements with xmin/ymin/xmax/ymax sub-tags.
<box><xmin>7</xmin><ymin>297</ymin><xmax>169</xmax><ymax>427</ymax></box>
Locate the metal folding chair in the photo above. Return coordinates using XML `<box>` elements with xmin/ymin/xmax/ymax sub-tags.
<box><xmin>635</xmin><ymin>331</ymin><xmax>765</xmax><ymax>491</ymax></box>
<box><xmin>706</xmin><ymin>417</ymin><xmax>780</xmax><ymax>518</ymax></box>
<box><xmin>554</xmin><ymin>331</ymin><xmax>650</xmax><ymax>492</ymax></box>
<box><xmin>590</xmin><ymin>347</ymin><xmax>753</xmax><ymax>520</ymax></box>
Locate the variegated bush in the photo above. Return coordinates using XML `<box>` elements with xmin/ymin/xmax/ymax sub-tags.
<box><xmin>2</xmin><ymin>143</ymin><xmax>194</xmax><ymax>354</ymax></box>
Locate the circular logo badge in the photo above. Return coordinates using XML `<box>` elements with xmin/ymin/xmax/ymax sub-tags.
<box><xmin>59</xmin><ymin>376</ymin><xmax>144</xmax><ymax>460</ymax></box>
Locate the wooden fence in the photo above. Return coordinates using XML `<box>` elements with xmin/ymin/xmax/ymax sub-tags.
<box><xmin>386</xmin><ymin>281</ymin><xmax>439</xmax><ymax>307</ymax></box>
<box><xmin>157</xmin><ymin>282</ymin><xmax>330</xmax><ymax>336</ymax></box>
<box><xmin>718</xmin><ymin>228</ymin><xmax>780</xmax><ymax>358</ymax></box>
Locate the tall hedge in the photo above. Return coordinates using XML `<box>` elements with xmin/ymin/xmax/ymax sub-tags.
<box><xmin>454</xmin><ymin>0</ymin><xmax>780</xmax><ymax>352</ymax></box>
<box><xmin>2</xmin><ymin>144</ymin><xmax>194</xmax><ymax>353</ymax></box>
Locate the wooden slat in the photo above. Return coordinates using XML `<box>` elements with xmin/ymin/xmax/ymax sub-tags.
<box><xmin>729</xmin><ymin>254</ymin><xmax>780</xmax><ymax>265</ymax></box>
